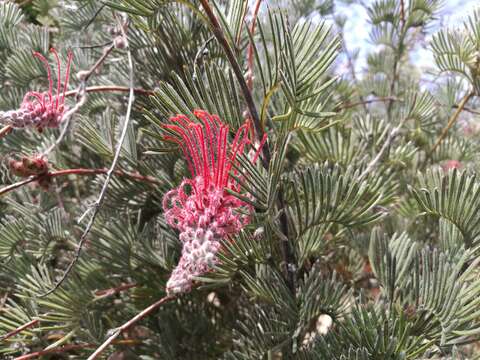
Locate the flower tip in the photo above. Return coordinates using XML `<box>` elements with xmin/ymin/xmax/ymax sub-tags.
<box><xmin>193</xmin><ymin>109</ymin><xmax>206</xmax><ymax>117</ymax></box>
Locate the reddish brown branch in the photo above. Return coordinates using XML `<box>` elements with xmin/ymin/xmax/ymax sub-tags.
<box><xmin>80</xmin><ymin>44</ymin><xmax>115</xmax><ymax>84</ymax></box>
<box><xmin>94</xmin><ymin>283</ymin><xmax>138</xmax><ymax>297</ymax></box>
<box><xmin>198</xmin><ymin>0</ymin><xmax>268</xmax><ymax>163</ymax></box>
<box><xmin>50</xmin><ymin>168</ymin><xmax>161</xmax><ymax>185</ymax></box>
<box><xmin>1</xmin><ymin>319</ymin><xmax>39</xmax><ymax>342</ymax></box>
<box><xmin>2</xmin><ymin>283</ymin><xmax>137</xmax><ymax>343</ymax></box>
<box><xmin>87</xmin><ymin>295</ymin><xmax>174</xmax><ymax>360</ymax></box>
<box><xmin>0</xmin><ymin>168</ymin><xmax>161</xmax><ymax>198</ymax></box>
<box><xmin>198</xmin><ymin>0</ymin><xmax>297</xmax><ymax>295</ymax></box>
<box><xmin>14</xmin><ymin>344</ymin><xmax>96</xmax><ymax>360</ymax></box>
<box><xmin>14</xmin><ymin>339</ymin><xmax>141</xmax><ymax>360</ymax></box>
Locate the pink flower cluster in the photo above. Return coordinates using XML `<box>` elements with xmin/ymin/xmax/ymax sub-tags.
<box><xmin>0</xmin><ymin>48</ymin><xmax>73</xmax><ymax>132</ymax></box>
<box><xmin>163</xmin><ymin>110</ymin><xmax>265</xmax><ymax>294</ymax></box>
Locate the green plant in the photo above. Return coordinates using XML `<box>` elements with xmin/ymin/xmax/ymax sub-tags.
<box><xmin>0</xmin><ymin>0</ymin><xmax>480</xmax><ymax>358</ymax></box>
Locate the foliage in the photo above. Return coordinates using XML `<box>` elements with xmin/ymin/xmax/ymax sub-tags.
<box><xmin>0</xmin><ymin>0</ymin><xmax>480</xmax><ymax>359</ymax></box>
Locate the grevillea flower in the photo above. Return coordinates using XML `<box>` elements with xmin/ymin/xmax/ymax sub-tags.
<box><xmin>163</xmin><ymin>110</ymin><xmax>266</xmax><ymax>294</ymax></box>
<box><xmin>0</xmin><ymin>48</ymin><xmax>73</xmax><ymax>132</ymax></box>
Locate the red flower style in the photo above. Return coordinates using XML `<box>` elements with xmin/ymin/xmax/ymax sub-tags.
<box><xmin>0</xmin><ymin>48</ymin><xmax>73</xmax><ymax>132</ymax></box>
<box><xmin>162</xmin><ymin>110</ymin><xmax>266</xmax><ymax>294</ymax></box>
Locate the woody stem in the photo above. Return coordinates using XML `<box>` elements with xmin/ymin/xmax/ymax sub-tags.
<box><xmin>14</xmin><ymin>340</ymin><xmax>142</xmax><ymax>360</ymax></box>
<box><xmin>87</xmin><ymin>295</ymin><xmax>175</xmax><ymax>359</ymax></box>
<box><xmin>0</xmin><ymin>168</ymin><xmax>161</xmax><ymax>197</ymax></box>
<box><xmin>198</xmin><ymin>0</ymin><xmax>270</xmax><ymax>167</ymax></box>
<box><xmin>198</xmin><ymin>0</ymin><xmax>296</xmax><ymax>295</ymax></box>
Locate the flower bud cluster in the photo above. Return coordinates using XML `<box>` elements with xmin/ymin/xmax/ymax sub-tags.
<box><xmin>0</xmin><ymin>100</ymin><xmax>64</xmax><ymax>131</ymax></box>
<box><xmin>164</xmin><ymin>176</ymin><xmax>250</xmax><ymax>294</ymax></box>
<box><xmin>9</xmin><ymin>155</ymin><xmax>49</xmax><ymax>177</ymax></box>
<box><xmin>8</xmin><ymin>155</ymin><xmax>51</xmax><ymax>190</ymax></box>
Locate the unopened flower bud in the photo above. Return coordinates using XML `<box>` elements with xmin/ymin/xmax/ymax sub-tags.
<box><xmin>113</xmin><ymin>36</ymin><xmax>127</xmax><ymax>49</ymax></box>
<box><xmin>9</xmin><ymin>159</ymin><xmax>26</xmax><ymax>177</ymax></box>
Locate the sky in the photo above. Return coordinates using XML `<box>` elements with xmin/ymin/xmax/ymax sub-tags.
<box><xmin>335</xmin><ymin>0</ymin><xmax>479</xmax><ymax>74</ymax></box>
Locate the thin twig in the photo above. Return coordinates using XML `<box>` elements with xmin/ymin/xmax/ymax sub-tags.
<box><xmin>429</xmin><ymin>90</ymin><xmax>475</xmax><ymax>155</ymax></box>
<box><xmin>336</xmin><ymin>96</ymin><xmax>399</xmax><ymax>111</ymax></box>
<box><xmin>359</xmin><ymin>117</ymin><xmax>408</xmax><ymax>179</ymax></box>
<box><xmin>386</xmin><ymin>61</ymin><xmax>400</xmax><ymax>119</ymax></box>
<box><xmin>14</xmin><ymin>339</ymin><xmax>140</xmax><ymax>360</ymax></box>
<box><xmin>65</xmin><ymin>85</ymin><xmax>154</xmax><ymax>97</ymax></box>
<box><xmin>0</xmin><ymin>176</ymin><xmax>40</xmax><ymax>197</ymax></box>
<box><xmin>87</xmin><ymin>295</ymin><xmax>174</xmax><ymax>360</ymax></box>
<box><xmin>40</xmin><ymin>21</ymin><xmax>136</xmax><ymax>296</ymax></box>
<box><xmin>14</xmin><ymin>344</ymin><xmax>96</xmax><ymax>360</ymax></box>
<box><xmin>81</xmin><ymin>44</ymin><xmax>115</xmax><ymax>83</ymax></box>
<box><xmin>0</xmin><ymin>168</ymin><xmax>160</xmax><ymax>198</ymax></box>
<box><xmin>198</xmin><ymin>0</ymin><xmax>269</xmax><ymax>164</ymax></box>
<box><xmin>456</xmin><ymin>105</ymin><xmax>480</xmax><ymax>116</ymax></box>
<box><xmin>336</xmin><ymin>95</ymin><xmax>480</xmax><ymax>117</ymax></box>
<box><xmin>192</xmin><ymin>36</ymin><xmax>214</xmax><ymax>80</ymax></box>
<box><xmin>1</xmin><ymin>319</ymin><xmax>39</xmax><ymax>342</ymax></box>
<box><xmin>76</xmin><ymin>41</ymin><xmax>113</xmax><ymax>50</ymax></box>
<box><xmin>2</xmin><ymin>284</ymin><xmax>137</xmax><ymax>343</ymax></box>
<box><xmin>50</xmin><ymin>168</ymin><xmax>161</xmax><ymax>185</ymax></box>
<box><xmin>82</xmin><ymin>4</ymin><xmax>106</xmax><ymax>31</ymax></box>
<box><xmin>94</xmin><ymin>283</ymin><xmax>138</xmax><ymax>297</ymax></box>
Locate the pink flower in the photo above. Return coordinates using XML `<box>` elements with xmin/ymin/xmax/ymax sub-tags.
<box><xmin>441</xmin><ymin>160</ymin><xmax>462</xmax><ymax>171</ymax></box>
<box><xmin>0</xmin><ymin>48</ymin><xmax>73</xmax><ymax>132</ymax></box>
<box><xmin>163</xmin><ymin>110</ymin><xmax>265</xmax><ymax>294</ymax></box>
